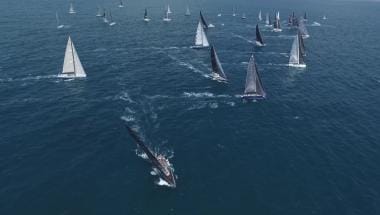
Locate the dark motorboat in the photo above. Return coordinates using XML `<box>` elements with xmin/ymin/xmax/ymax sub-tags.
<box><xmin>126</xmin><ymin>125</ymin><xmax>176</xmax><ymax>188</ymax></box>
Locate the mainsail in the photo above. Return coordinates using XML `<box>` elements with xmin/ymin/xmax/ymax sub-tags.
<box><xmin>298</xmin><ymin>30</ymin><xmax>306</xmax><ymax>56</ymax></box>
<box><xmin>96</xmin><ymin>7</ymin><xmax>102</xmax><ymax>17</ymax></box>
<box><xmin>255</xmin><ymin>24</ymin><xmax>264</xmax><ymax>46</ymax></box>
<box><xmin>244</xmin><ymin>55</ymin><xmax>266</xmax><ymax>98</ymax></box>
<box><xmin>167</xmin><ymin>5</ymin><xmax>172</xmax><ymax>14</ymax></box>
<box><xmin>265</xmin><ymin>13</ymin><xmax>270</xmax><ymax>25</ymax></box>
<box><xmin>194</xmin><ymin>21</ymin><xmax>209</xmax><ymax>47</ymax></box>
<box><xmin>69</xmin><ymin>3</ymin><xmax>76</xmax><ymax>14</ymax></box>
<box><xmin>258</xmin><ymin>10</ymin><xmax>262</xmax><ymax>21</ymax></box>
<box><xmin>61</xmin><ymin>36</ymin><xmax>86</xmax><ymax>78</ymax></box>
<box><xmin>200</xmin><ymin>11</ymin><xmax>208</xmax><ymax>29</ymax></box>
<box><xmin>210</xmin><ymin>46</ymin><xmax>227</xmax><ymax>80</ymax></box>
<box><xmin>289</xmin><ymin>34</ymin><xmax>305</xmax><ymax>66</ymax></box>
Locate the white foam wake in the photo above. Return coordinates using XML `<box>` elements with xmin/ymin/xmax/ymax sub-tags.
<box><xmin>231</xmin><ymin>33</ymin><xmax>254</xmax><ymax>44</ymax></box>
<box><xmin>183</xmin><ymin>92</ymin><xmax>231</xmax><ymax>98</ymax></box>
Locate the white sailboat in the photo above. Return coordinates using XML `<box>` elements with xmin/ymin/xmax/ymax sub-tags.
<box><xmin>163</xmin><ymin>11</ymin><xmax>171</xmax><ymax>22</ymax></box>
<box><xmin>102</xmin><ymin>9</ymin><xmax>109</xmax><ymax>23</ymax></box>
<box><xmin>323</xmin><ymin>15</ymin><xmax>327</xmax><ymax>20</ymax></box>
<box><xmin>185</xmin><ymin>5</ymin><xmax>191</xmax><ymax>16</ymax></box>
<box><xmin>58</xmin><ymin>36</ymin><xmax>86</xmax><ymax>78</ymax></box>
<box><xmin>69</xmin><ymin>3</ymin><xmax>76</xmax><ymax>14</ymax></box>
<box><xmin>289</xmin><ymin>34</ymin><xmax>306</xmax><ymax>68</ymax></box>
<box><xmin>242</xmin><ymin>55</ymin><xmax>266</xmax><ymax>99</ymax></box>
<box><xmin>241</xmin><ymin>13</ymin><xmax>247</xmax><ymax>19</ymax></box>
<box><xmin>265</xmin><ymin>13</ymin><xmax>271</xmax><ymax>26</ymax></box>
<box><xmin>258</xmin><ymin>10</ymin><xmax>262</xmax><ymax>21</ymax></box>
<box><xmin>56</xmin><ymin>12</ymin><xmax>64</xmax><ymax>29</ymax></box>
<box><xmin>193</xmin><ymin>21</ymin><xmax>209</xmax><ymax>48</ymax></box>
<box><xmin>232</xmin><ymin>7</ymin><xmax>236</xmax><ymax>17</ymax></box>
<box><xmin>96</xmin><ymin>7</ymin><xmax>102</xmax><ymax>17</ymax></box>
<box><xmin>167</xmin><ymin>5</ymin><xmax>172</xmax><ymax>14</ymax></box>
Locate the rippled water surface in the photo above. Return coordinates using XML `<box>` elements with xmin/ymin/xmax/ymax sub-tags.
<box><xmin>1</xmin><ymin>0</ymin><xmax>380</xmax><ymax>214</ymax></box>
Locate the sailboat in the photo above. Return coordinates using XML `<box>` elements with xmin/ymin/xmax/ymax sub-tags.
<box><xmin>210</xmin><ymin>46</ymin><xmax>227</xmax><ymax>81</ymax></box>
<box><xmin>273</xmin><ymin>18</ymin><xmax>282</xmax><ymax>32</ymax></box>
<box><xmin>241</xmin><ymin>13</ymin><xmax>247</xmax><ymax>19</ymax></box>
<box><xmin>217</xmin><ymin>9</ymin><xmax>222</xmax><ymax>17</ymax></box>
<box><xmin>303</xmin><ymin>12</ymin><xmax>308</xmax><ymax>21</ymax></box>
<box><xmin>126</xmin><ymin>125</ymin><xmax>176</xmax><ymax>188</ymax></box>
<box><xmin>102</xmin><ymin>10</ymin><xmax>109</xmax><ymax>23</ymax></box>
<box><xmin>288</xmin><ymin>33</ymin><xmax>306</xmax><ymax>68</ymax></box>
<box><xmin>69</xmin><ymin>3</ymin><xmax>76</xmax><ymax>14</ymax></box>
<box><xmin>109</xmin><ymin>11</ymin><xmax>116</xmax><ymax>26</ymax></box>
<box><xmin>118</xmin><ymin>0</ymin><xmax>124</xmax><ymax>8</ymax></box>
<box><xmin>276</xmin><ymin>11</ymin><xmax>280</xmax><ymax>20</ymax></box>
<box><xmin>96</xmin><ymin>7</ymin><xmax>102</xmax><ymax>17</ymax></box>
<box><xmin>193</xmin><ymin>20</ymin><xmax>209</xmax><ymax>48</ymax></box>
<box><xmin>258</xmin><ymin>10</ymin><xmax>262</xmax><ymax>21</ymax></box>
<box><xmin>56</xmin><ymin>12</ymin><xmax>64</xmax><ymax>29</ymax></box>
<box><xmin>167</xmin><ymin>5</ymin><xmax>172</xmax><ymax>14</ymax></box>
<box><xmin>163</xmin><ymin>11</ymin><xmax>171</xmax><ymax>22</ymax></box>
<box><xmin>185</xmin><ymin>5</ymin><xmax>191</xmax><ymax>16</ymax></box>
<box><xmin>232</xmin><ymin>7</ymin><xmax>236</xmax><ymax>17</ymax></box>
<box><xmin>255</xmin><ymin>24</ymin><xmax>265</xmax><ymax>47</ymax></box>
<box><xmin>298</xmin><ymin>19</ymin><xmax>310</xmax><ymax>38</ymax></box>
<box><xmin>199</xmin><ymin>11</ymin><xmax>208</xmax><ymax>29</ymax></box>
<box><xmin>265</xmin><ymin>13</ymin><xmax>271</xmax><ymax>26</ymax></box>
<box><xmin>323</xmin><ymin>15</ymin><xmax>327</xmax><ymax>20</ymax></box>
<box><xmin>58</xmin><ymin>36</ymin><xmax>86</xmax><ymax>78</ymax></box>
<box><xmin>242</xmin><ymin>55</ymin><xmax>266</xmax><ymax>99</ymax></box>
<box><xmin>143</xmin><ymin>8</ymin><xmax>151</xmax><ymax>22</ymax></box>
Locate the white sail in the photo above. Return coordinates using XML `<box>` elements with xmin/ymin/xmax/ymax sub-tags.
<box><xmin>289</xmin><ymin>34</ymin><xmax>305</xmax><ymax>67</ymax></box>
<box><xmin>258</xmin><ymin>10</ymin><xmax>262</xmax><ymax>21</ymax></box>
<box><xmin>185</xmin><ymin>5</ymin><xmax>191</xmax><ymax>16</ymax></box>
<box><xmin>69</xmin><ymin>3</ymin><xmax>76</xmax><ymax>14</ymax></box>
<box><xmin>56</xmin><ymin>12</ymin><xmax>64</xmax><ymax>29</ymax></box>
<box><xmin>276</xmin><ymin>11</ymin><xmax>280</xmax><ymax>20</ymax></box>
<box><xmin>167</xmin><ymin>5</ymin><xmax>172</xmax><ymax>14</ymax></box>
<box><xmin>195</xmin><ymin>21</ymin><xmax>209</xmax><ymax>47</ymax></box>
<box><xmin>265</xmin><ymin>13</ymin><xmax>270</xmax><ymax>25</ymax></box>
<box><xmin>61</xmin><ymin>37</ymin><xmax>86</xmax><ymax>78</ymax></box>
<box><xmin>298</xmin><ymin>19</ymin><xmax>310</xmax><ymax>38</ymax></box>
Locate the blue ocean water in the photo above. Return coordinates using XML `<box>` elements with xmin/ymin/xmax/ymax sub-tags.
<box><xmin>1</xmin><ymin>0</ymin><xmax>380</xmax><ymax>214</ymax></box>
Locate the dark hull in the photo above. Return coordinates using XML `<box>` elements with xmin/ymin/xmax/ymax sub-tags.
<box><xmin>126</xmin><ymin>125</ymin><xmax>176</xmax><ymax>188</ymax></box>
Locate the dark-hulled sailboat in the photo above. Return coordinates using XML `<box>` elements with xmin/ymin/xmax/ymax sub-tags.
<box><xmin>143</xmin><ymin>8</ymin><xmax>150</xmax><ymax>22</ymax></box>
<box><xmin>200</xmin><ymin>11</ymin><xmax>208</xmax><ymax>29</ymax></box>
<box><xmin>242</xmin><ymin>55</ymin><xmax>266</xmax><ymax>99</ymax></box>
<box><xmin>289</xmin><ymin>33</ymin><xmax>306</xmax><ymax>68</ymax></box>
<box><xmin>298</xmin><ymin>30</ymin><xmax>306</xmax><ymax>56</ymax></box>
<box><xmin>255</xmin><ymin>24</ymin><xmax>265</xmax><ymax>46</ymax></box>
<box><xmin>126</xmin><ymin>125</ymin><xmax>176</xmax><ymax>188</ymax></box>
<box><xmin>210</xmin><ymin>46</ymin><xmax>227</xmax><ymax>81</ymax></box>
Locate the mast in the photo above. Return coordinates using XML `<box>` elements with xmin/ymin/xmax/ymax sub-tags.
<box><xmin>200</xmin><ymin>11</ymin><xmax>208</xmax><ymax>29</ymax></box>
<box><xmin>70</xmin><ymin>37</ymin><xmax>76</xmax><ymax>75</ymax></box>
<box><xmin>210</xmin><ymin>46</ymin><xmax>227</xmax><ymax>80</ymax></box>
<box><xmin>144</xmin><ymin>8</ymin><xmax>148</xmax><ymax>19</ymax></box>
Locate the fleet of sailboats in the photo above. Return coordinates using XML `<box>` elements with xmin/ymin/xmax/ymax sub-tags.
<box><xmin>59</xmin><ymin>36</ymin><xmax>86</xmax><ymax>78</ymax></box>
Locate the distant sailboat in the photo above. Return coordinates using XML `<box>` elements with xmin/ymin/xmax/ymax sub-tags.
<box><xmin>323</xmin><ymin>15</ymin><xmax>327</xmax><ymax>20</ymax></box>
<box><xmin>163</xmin><ymin>11</ymin><xmax>171</xmax><ymax>22</ymax></box>
<box><xmin>102</xmin><ymin>9</ymin><xmax>109</xmax><ymax>23</ymax></box>
<box><xmin>144</xmin><ymin>8</ymin><xmax>151</xmax><ymax>22</ymax></box>
<box><xmin>276</xmin><ymin>11</ymin><xmax>280</xmax><ymax>20</ymax></box>
<box><xmin>273</xmin><ymin>18</ymin><xmax>282</xmax><ymax>32</ymax></box>
<box><xmin>242</xmin><ymin>55</ymin><xmax>266</xmax><ymax>99</ymax></box>
<box><xmin>258</xmin><ymin>10</ymin><xmax>262</xmax><ymax>21</ymax></box>
<box><xmin>210</xmin><ymin>46</ymin><xmax>227</xmax><ymax>81</ymax></box>
<box><xmin>303</xmin><ymin>12</ymin><xmax>308</xmax><ymax>21</ymax></box>
<box><xmin>58</xmin><ymin>36</ymin><xmax>86</xmax><ymax>78</ymax></box>
<box><xmin>118</xmin><ymin>0</ymin><xmax>124</xmax><ymax>8</ymax></box>
<box><xmin>96</xmin><ymin>7</ymin><xmax>102</xmax><ymax>17</ymax></box>
<box><xmin>185</xmin><ymin>5</ymin><xmax>191</xmax><ymax>16</ymax></box>
<box><xmin>232</xmin><ymin>7</ymin><xmax>236</xmax><ymax>17</ymax></box>
<box><xmin>241</xmin><ymin>13</ymin><xmax>247</xmax><ymax>19</ymax></box>
<box><xmin>298</xmin><ymin>19</ymin><xmax>310</xmax><ymax>38</ymax></box>
<box><xmin>217</xmin><ymin>9</ymin><xmax>222</xmax><ymax>17</ymax></box>
<box><xmin>109</xmin><ymin>11</ymin><xmax>116</xmax><ymax>26</ymax></box>
<box><xmin>255</xmin><ymin>24</ymin><xmax>265</xmax><ymax>46</ymax></box>
<box><xmin>289</xmin><ymin>33</ymin><xmax>306</xmax><ymax>68</ymax></box>
<box><xmin>56</xmin><ymin>12</ymin><xmax>64</xmax><ymax>29</ymax></box>
<box><xmin>193</xmin><ymin>20</ymin><xmax>209</xmax><ymax>48</ymax></box>
<box><xmin>167</xmin><ymin>5</ymin><xmax>172</xmax><ymax>14</ymax></box>
<box><xmin>69</xmin><ymin>3</ymin><xmax>76</xmax><ymax>14</ymax></box>
<box><xmin>265</xmin><ymin>13</ymin><xmax>271</xmax><ymax>26</ymax></box>
<box><xmin>298</xmin><ymin>30</ymin><xmax>306</xmax><ymax>57</ymax></box>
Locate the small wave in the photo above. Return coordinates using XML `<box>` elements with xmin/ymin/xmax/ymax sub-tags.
<box><xmin>120</xmin><ymin>115</ymin><xmax>135</xmax><ymax>122</ymax></box>
<box><xmin>155</xmin><ymin>178</ymin><xmax>172</xmax><ymax>187</ymax></box>
<box><xmin>226</xmin><ymin>101</ymin><xmax>236</xmax><ymax>107</ymax></box>
<box><xmin>0</xmin><ymin>75</ymin><xmax>58</xmax><ymax>83</ymax></box>
<box><xmin>183</xmin><ymin>92</ymin><xmax>231</xmax><ymax>98</ymax></box>
<box><xmin>119</xmin><ymin>92</ymin><xmax>135</xmax><ymax>103</ymax></box>
<box><xmin>94</xmin><ymin>48</ymin><xmax>107</xmax><ymax>52</ymax></box>
<box><xmin>124</xmin><ymin>107</ymin><xmax>136</xmax><ymax>114</ymax></box>
<box><xmin>231</xmin><ymin>33</ymin><xmax>254</xmax><ymax>44</ymax></box>
<box><xmin>209</xmin><ymin>102</ymin><xmax>218</xmax><ymax>109</ymax></box>
<box><xmin>150</xmin><ymin>170</ymin><xmax>158</xmax><ymax>176</ymax></box>
<box><xmin>136</xmin><ymin>150</ymin><xmax>148</xmax><ymax>160</ymax></box>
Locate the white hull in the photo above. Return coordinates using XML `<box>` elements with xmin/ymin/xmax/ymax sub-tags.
<box><xmin>241</xmin><ymin>94</ymin><xmax>266</xmax><ymax>99</ymax></box>
<box><xmin>58</xmin><ymin>73</ymin><xmax>86</xmax><ymax>78</ymax></box>
<box><xmin>144</xmin><ymin>18</ymin><xmax>151</xmax><ymax>22</ymax></box>
<box><xmin>191</xmin><ymin>45</ymin><xmax>209</xmax><ymax>49</ymax></box>
<box><xmin>302</xmin><ymin>35</ymin><xmax>310</xmax><ymax>39</ymax></box>
<box><xmin>255</xmin><ymin>41</ymin><xmax>265</xmax><ymax>47</ymax></box>
<box><xmin>288</xmin><ymin>63</ymin><xmax>306</xmax><ymax>68</ymax></box>
<box><xmin>109</xmin><ymin>22</ymin><xmax>116</xmax><ymax>26</ymax></box>
<box><xmin>57</xmin><ymin>25</ymin><xmax>65</xmax><ymax>29</ymax></box>
<box><xmin>96</xmin><ymin>14</ymin><xmax>102</xmax><ymax>17</ymax></box>
<box><xmin>69</xmin><ymin>11</ymin><xmax>76</xmax><ymax>14</ymax></box>
<box><xmin>208</xmin><ymin>24</ymin><xmax>215</xmax><ymax>28</ymax></box>
<box><xmin>273</xmin><ymin>28</ymin><xmax>282</xmax><ymax>32</ymax></box>
<box><xmin>118</xmin><ymin>5</ymin><xmax>124</xmax><ymax>8</ymax></box>
<box><xmin>163</xmin><ymin>18</ymin><xmax>171</xmax><ymax>22</ymax></box>
<box><xmin>217</xmin><ymin>14</ymin><xmax>222</xmax><ymax>17</ymax></box>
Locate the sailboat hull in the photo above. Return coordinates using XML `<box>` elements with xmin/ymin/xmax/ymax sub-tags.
<box><xmin>255</xmin><ymin>41</ymin><xmax>265</xmax><ymax>47</ymax></box>
<box><xmin>57</xmin><ymin>73</ymin><xmax>86</xmax><ymax>78</ymax></box>
<box><xmin>241</xmin><ymin>94</ymin><xmax>266</xmax><ymax>100</ymax></box>
<box><xmin>144</xmin><ymin>18</ymin><xmax>151</xmax><ymax>22</ymax></box>
<box><xmin>288</xmin><ymin>63</ymin><xmax>306</xmax><ymax>68</ymax></box>
<box><xmin>273</xmin><ymin>28</ymin><xmax>282</xmax><ymax>32</ymax></box>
